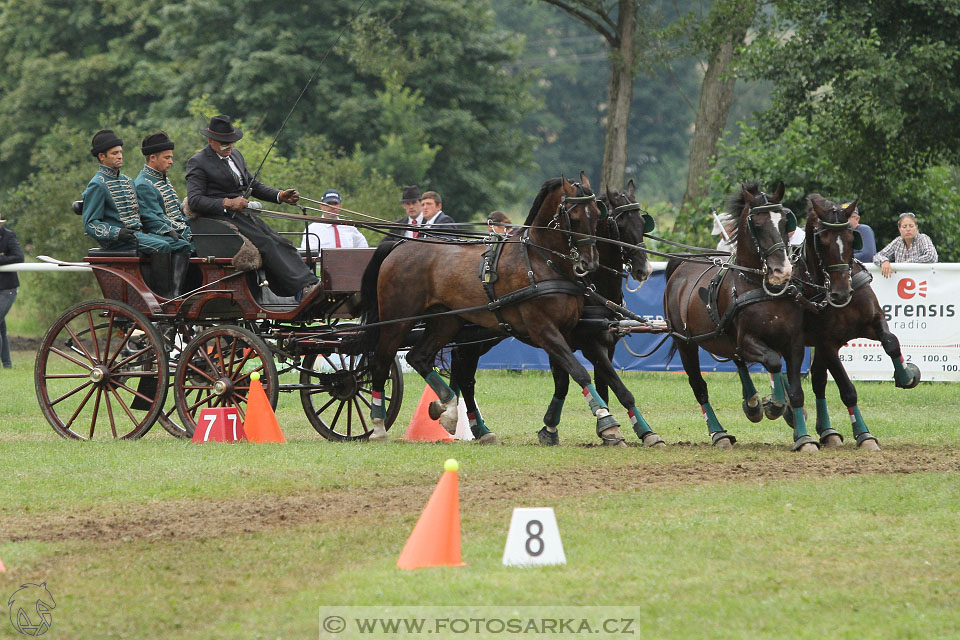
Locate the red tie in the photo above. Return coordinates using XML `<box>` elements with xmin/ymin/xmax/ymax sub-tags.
<box><xmin>333</xmin><ymin>225</ymin><xmax>341</xmax><ymax>248</ymax></box>
<box><xmin>411</xmin><ymin>219</ymin><xmax>418</xmax><ymax>239</ymax></box>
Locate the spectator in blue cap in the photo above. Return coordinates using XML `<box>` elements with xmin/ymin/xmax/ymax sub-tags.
<box><xmin>300</xmin><ymin>189</ymin><xmax>368</xmax><ymax>253</ymax></box>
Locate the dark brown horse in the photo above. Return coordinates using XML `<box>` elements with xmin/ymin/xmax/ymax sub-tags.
<box><xmin>360</xmin><ymin>175</ymin><xmax>612</xmax><ymax>441</ymax></box>
<box><xmin>447</xmin><ymin>180</ymin><xmax>663</xmax><ymax>446</ymax></box>
<box><xmin>794</xmin><ymin>194</ymin><xmax>920</xmax><ymax>449</ymax></box>
<box><xmin>664</xmin><ymin>182</ymin><xmax>819</xmax><ymax>451</ymax></box>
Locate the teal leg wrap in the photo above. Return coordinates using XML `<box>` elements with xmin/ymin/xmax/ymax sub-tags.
<box><xmin>469</xmin><ymin>411</ymin><xmax>492</xmax><ymax>438</ymax></box>
<box><xmin>371</xmin><ymin>390</ymin><xmax>386</xmax><ymax>420</ymax></box>
<box><xmin>815</xmin><ymin>398</ymin><xmax>832</xmax><ymax>435</ymax></box>
<box><xmin>425</xmin><ymin>370</ymin><xmax>455</xmax><ymax>403</ymax></box>
<box><xmin>738</xmin><ymin>368</ymin><xmax>758</xmax><ymax>401</ymax></box>
<box><xmin>583</xmin><ymin>384</ymin><xmax>608</xmax><ymax>414</ymax></box>
<box><xmin>628</xmin><ymin>407</ymin><xmax>652</xmax><ymax>438</ymax></box>
<box><xmin>892</xmin><ymin>357</ymin><xmax>910</xmax><ymax>386</ymax></box>
<box><xmin>848</xmin><ymin>405</ymin><xmax>869</xmax><ymax>439</ymax></box>
<box><xmin>790</xmin><ymin>408</ymin><xmax>817</xmax><ymax>450</ymax></box>
<box><xmin>772</xmin><ymin>373</ymin><xmax>787</xmax><ymax>405</ymax></box>
<box><xmin>701</xmin><ymin>402</ymin><xmax>723</xmax><ymax>433</ymax></box>
<box><xmin>543</xmin><ymin>396</ymin><xmax>565</xmax><ymax>428</ymax></box>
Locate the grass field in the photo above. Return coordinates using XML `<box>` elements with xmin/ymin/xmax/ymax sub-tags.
<box><xmin>1</xmin><ymin>346</ymin><xmax>959</xmax><ymax>639</ymax></box>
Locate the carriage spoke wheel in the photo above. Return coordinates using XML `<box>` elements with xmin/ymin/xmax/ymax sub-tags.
<box><xmin>174</xmin><ymin>326</ymin><xmax>278</xmax><ymax>436</ymax></box>
<box><xmin>35</xmin><ymin>300</ymin><xmax>168</xmax><ymax>440</ymax></box>
<box><xmin>300</xmin><ymin>353</ymin><xmax>403</xmax><ymax>441</ymax></box>
<box><xmin>155</xmin><ymin>321</ymin><xmax>201</xmax><ymax>438</ymax></box>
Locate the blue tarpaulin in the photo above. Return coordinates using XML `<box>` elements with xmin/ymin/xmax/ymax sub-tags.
<box><xmin>477</xmin><ymin>268</ymin><xmax>810</xmax><ymax>373</ymax></box>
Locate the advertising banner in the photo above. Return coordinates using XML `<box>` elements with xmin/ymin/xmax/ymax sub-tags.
<box><xmin>838</xmin><ymin>263</ymin><xmax>960</xmax><ymax>381</ymax></box>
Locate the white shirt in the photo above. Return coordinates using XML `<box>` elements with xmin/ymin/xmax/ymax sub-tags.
<box><xmin>421</xmin><ymin>210</ymin><xmax>444</xmax><ymax>227</ymax></box>
<box><xmin>402</xmin><ymin>214</ymin><xmax>423</xmax><ymax>238</ymax></box>
<box><xmin>301</xmin><ymin>220</ymin><xmax>369</xmax><ymax>252</ymax></box>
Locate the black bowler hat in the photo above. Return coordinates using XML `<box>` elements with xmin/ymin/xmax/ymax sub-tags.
<box><xmin>400</xmin><ymin>185</ymin><xmax>421</xmax><ymax>203</ymax></box>
<box><xmin>91</xmin><ymin>129</ymin><xmax>123</xmax><ymax>158</ymax></box>
<box><xmin>200</xmin><ymin>115</ymin><xmax>243</xmax><ymax>143</ymax></box>
<box><xmin>141</xmin><ymin>131</ymin><xmax>175</xmax><ymax>156</ymax></box>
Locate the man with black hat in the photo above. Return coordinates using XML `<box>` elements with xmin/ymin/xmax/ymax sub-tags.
<box><xmin>135</xmin><ymin>131</ymin><xmax>193</xmax><ymax>247</ymax></box>
<box><xmin>380</xmin><ymin>185</ymin><xmax>423</xmax><ymax>244</ymax></box>
<box><xmin>300</xmin><ymin>189</ymin><xmax>368</xmax><ymax>253</ymax></box>
<box><xmin>82</xmin><ymin>129</ymin><xmax>192</xmax><ymax>255</ymax></box>
<box><xmin>185</xmin><ymin>115</ymin><xmax>319</xmax><ymax>299</ymax></box>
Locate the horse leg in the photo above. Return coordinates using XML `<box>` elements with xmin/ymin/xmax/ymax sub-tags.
<box><xmin>676</xmin><ymin>341</ymin><xmax>734</xmax><ymax>448</ymax></box>
<box><xmin>539</xmin><ymin>355</ymin><xmax>568</xmax><ymax>446</ymax></box>
<box><xmin>534</xmin><ymin>326</ymin><xmax>625</xmax><ymax>446</ymax></box>
<box><xmin>367</xmin><ymin>324</ymin><xmax>412</xmax><ymax>441</ymax></box>
<box><xmin>762</xmin><ymin>370</ymin><xmax>788</xmax><ymax>420</ymax></box>
<box><xmin>783</xmin><ymin>345</ymin><xmax>818</xmax><ymax>452</ymax></box>
<box><xmin>450</xmin><ymin>343</ymin><xmax>500</xmax><ymax>444</ymax></box>
<box><xmin>406</xmin><ymin>317</ymin><xmax>463</xmax><ymax>433</ymax></box>
<box><xmin>822</xmin><ymin>348</ymin><xmax>880</xmax><ymax>450</ymax></box>
<box><xmin>735</xmin><ymin>358</ymin><xmax>763</xmax><ymax>423</ymax></box>
<box><xmin>875</xmin><ymin>325</ymin><xmax>921</xmax><ymax>389</ymax></box>
<box><xmin>586</xmin><ymin>340</ymin><xmax>664</xmax><ymax>447</ymax></box>
<box><xmin>810</xmin><ymin>348</ymin><xmax>843</xmax><ymax>448</ymax></box>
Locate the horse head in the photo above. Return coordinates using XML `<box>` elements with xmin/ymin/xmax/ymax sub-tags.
<box><xmin>733</xmin><ymin>181</ymin><xmax>792</xmax><ymax>288</ymax></box>
<box><xmin>526</xmin><ymin>173</ymin><xmax>601</xmax><ymax>275</ymax></box>
<box><xmin>806</xmin><ymin>194</ymin><xmax>857</xmax><ymax>307</ymax></box>
<box><xmin>604</xmin><ymin>179</ymin><xmax>654</xmax><ymax>286</ymax></box>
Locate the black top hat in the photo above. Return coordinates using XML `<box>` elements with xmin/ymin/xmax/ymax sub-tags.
<box><xmin>91</xmin><ymin>129</ymin><xmax>123</xmax><ymax>158</ymax></box>
<box><xmin>200</xmin><ymin>115</ymin><xmax>243</xmax><ymax>143</ymax></box>
<box><xmin>400</xmin><ymin>185</ymin><xmax>421</xmax><ymax>203</ymax></box>
<box><xmin>141</xmin><ymin>131</ymin><xmax>175</xmax><ymax>156</ymax></box>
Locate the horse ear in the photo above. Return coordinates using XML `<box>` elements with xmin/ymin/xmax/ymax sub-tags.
<box><xmin>579</xmin><ymin>170</ymin><xmax>591</xmax><ymax>189</ymax></box>
<box><xmin>773</xmin><ymin>182</ymin><xmax>786</xmax><ymax>202</ymax></box>
<box><xmin>807</xmin><ymin>193</ymin><xmax>824</xmax><ymax>215</ymax></box>
<box><xmin>842</xmin><ymin>199</ymin><xmax>859</xmax><ymax>217</ymax></box>
<box><xmin>626</xmin><ymin>179</ymin><xmax>636</xmax><ymax>200</ymax></box>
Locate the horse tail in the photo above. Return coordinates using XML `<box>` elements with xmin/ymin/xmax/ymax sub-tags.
<box><xmin>359</xmin><ymin>241</ymin><xmax>399</xmax><ymax>353</ymax></box>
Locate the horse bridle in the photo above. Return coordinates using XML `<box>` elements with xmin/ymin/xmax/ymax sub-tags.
<box><xmin>812</xmin><ymin>207</ymin><xmax>860</xmax><ymax>308</ymax></box>
<box><xmin>743</xmin><ymin>195</ymin><xmax>796</xmax><ymax>296</ymax></box>
<box><xmin>609</xmin><ymin>199</ymin><xmax>655</xmax><ymax>291</ymax></box>
<box><xmin>552</xmin><ymin>182</ymin><xmax>599</xmax><ymax>276</ymax></box>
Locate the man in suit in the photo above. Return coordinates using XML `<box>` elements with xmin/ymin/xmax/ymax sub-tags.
<box><xmin>185</xmin><ymin>115</ymin><xmax>319</xmax><ymax>299</ymax></box>
<box><xmin>82</xmin><ymin>129</ymin><xmax>191</xmax><ymax>255</ymax></box>
<box><xmin>419</xmin><ymin>190</ymin><xmax>456</xmax><ymax>238</ymax></box>
<box><xmin>380</xmin><ymin>185</ymin><xmax>423</xmax><ymax>244</ymax></box>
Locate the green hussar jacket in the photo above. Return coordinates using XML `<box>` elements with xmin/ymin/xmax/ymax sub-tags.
<box><xmin>135</xmin><ymin>165</ymin><xmax>193</xmax><ymax>243</ymax></box>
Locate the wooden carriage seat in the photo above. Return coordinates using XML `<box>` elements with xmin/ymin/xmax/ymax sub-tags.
<box><xmin>73</xmin><ymin>200</ymin><xmax>186</xmax><ymax>298</ymax></box>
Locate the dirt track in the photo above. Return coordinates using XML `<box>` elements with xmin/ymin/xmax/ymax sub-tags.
<box><xmin>4</xmin><ymin>446</ymin><xmax>958</xmax><ymax>545</ymax></box>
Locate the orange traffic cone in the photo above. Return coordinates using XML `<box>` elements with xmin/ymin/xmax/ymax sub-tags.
<box><xmin>0</xmin><ymin>556</ymin><xmax>6</xmax><ymax>573</ymax></box>
<box><xmin>397</xmin><ymin>459</ymin><xmax>465</xmax><ymax>569</ymax></box>
<box><xmin>402</xmin><ymin>386</ymin><xmax>454</xmax><ymax>443</ymax></box>
<box><xmin>243</xmin><ymin>372</ymin><xmax>286</xmax><ymax>443</ymax></box>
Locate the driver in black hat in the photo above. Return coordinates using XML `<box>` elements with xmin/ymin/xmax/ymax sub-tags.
<box><xmin>185</xmin><ymin>115</ymin><xmax>319</xmax><ymax>300</ymax></box>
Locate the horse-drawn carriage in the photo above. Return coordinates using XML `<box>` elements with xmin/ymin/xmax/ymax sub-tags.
<box><xmin>35</xmin><ymin>216</ymin><xmax>404</xmax><ymax>441</ymax></box>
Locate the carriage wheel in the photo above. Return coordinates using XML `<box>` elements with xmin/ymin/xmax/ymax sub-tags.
<box><xmin>155</xmin><ymin>321</ymin><xmax>201</xmax><ymax>438</ymax></box>
<box><xmin>173</xmin><ymin>326</ymin><xmax>278</xmax><ymax>435</ymax></box>
<box><xmin>299</xmin><ymin>352</ymin><xmax>404</xmax><ymax>441</ymax></box>
<box><xmin>35</xmin><ymin>300</ymin><xmax>168</xmax><ymax>440</ymax></box>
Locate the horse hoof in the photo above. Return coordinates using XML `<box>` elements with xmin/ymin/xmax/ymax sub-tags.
<box><xmin>439</xmin><ymin>406</ymin><xmax>458</xmax><ymax>434</ymax></box>
<box><xmin>897</xmin><ymin>363</ymin><xmax>921</xmax><ymax>389</ymax></box>
<box><xmin>537</xmin><ymin>426</ymin><xmax>560</xmax><ymax>446</ymax></box>
<box><xmin>821</xmin><ymin>433</ymin><xmax>843</xmax><ymax>448</ymax></box>
<box><xmin>762</xmin><ymin>395</ymin><xmax>786</xmax><ymax>420</ymax></box>
<box><xmin>743</xmin><ymin>398</ymin><xmax>763</xmax><ymax>423</ymax></box>
<box><xmin>641</xmin><ymin>432</ymin><xmax>666</xmax><ymax>447</ymax></box>
<box><xmin>428</xmin><ymin>400</ymin><xmax>444</xmax><ymax>420</ymax></box>
<box><xmin>367</xmin><ymin>420</ymin><xmax>389</xmax><ymax>442</ymax></box>
<box><xmin>599</xmin><ymin>426</ymin><xmax>626</xmax><ymax>447</ymax></box>
<box><xmin>796</xmin><ymin>442</ymin><xmax>819</xmax><ymax>453</ymax></box>
<box><xmin>714</xmin><ymin>437</ymin><xmax>733</xmax><ymax>449</ymax></box>
<box><xmin>476</xmin><ymin>432</ymin><xmax>501</xmax><ymax>445</ymax></box>
<box><xmin>858</xmin><ymin>437</ymin><xmax>881</xmax><ymax>451</ymax></box>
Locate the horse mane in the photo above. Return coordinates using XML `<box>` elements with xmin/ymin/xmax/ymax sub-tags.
<box><xmin>712</xmin><ymin>181</ymin><xmax>763</xmax><ymax>252</ymax></box>
<box><xmin>524</xmin><ymin>177</ymin><xmax>563</xmax><ymax>227</ymax></box>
